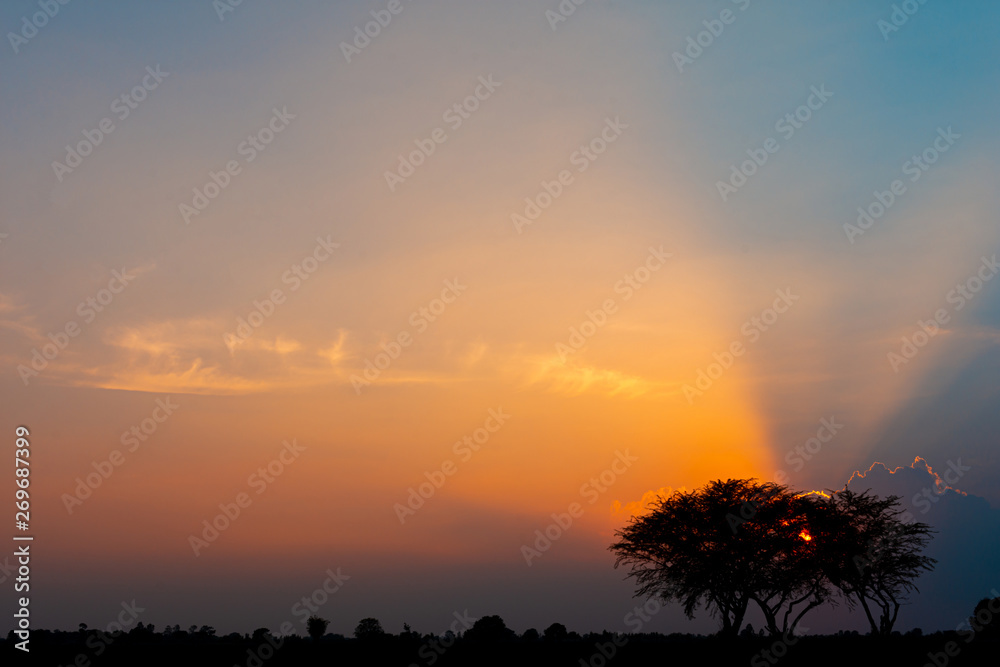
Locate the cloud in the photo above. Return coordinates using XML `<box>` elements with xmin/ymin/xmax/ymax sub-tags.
<box><xmin>519</xmin><ymin>355</ymin><xmax>678</xmax><ymax>399</ymax></box>
<box><xmin>840</xmin><ymin>458</ymin><xmax>999</xmax><ymax>631</ymax></box>
<box><xmin>8</xmin><ymin>317</ymin><xmax>353</xmax><ymax>395</ymax></box>
<box><xmin>845</xmin><ymin>456</ymin><xmax>968</xmax><ymax>500</ymax></box>
<box><xmin>611</xmin><ymin>486</ymin><xmax>680</xmax><ymax>518</ymax></box>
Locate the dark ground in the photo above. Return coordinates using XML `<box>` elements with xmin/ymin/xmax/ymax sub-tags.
<box><xmin>4</xmin><ymin>632</ymin><xmax>999</xmax><ymax>667</ymax></box>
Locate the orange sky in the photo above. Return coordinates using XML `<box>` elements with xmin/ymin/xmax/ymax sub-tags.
<box><xmin>2</xmin><ymin>0</ymin><xmax>1000</xmax><ymax>636</ymax></box>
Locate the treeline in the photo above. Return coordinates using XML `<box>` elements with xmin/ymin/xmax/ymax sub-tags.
<box><xmin>4</xmin><ymin>603</ymin><xmax>999</xmax><ymax>667</ymax></box>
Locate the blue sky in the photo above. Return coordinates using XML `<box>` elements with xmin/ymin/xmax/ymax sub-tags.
<box><xmin>1</xmin><ymin>0</ymin><xmax>998</xmax><ymax>636</ymax></box>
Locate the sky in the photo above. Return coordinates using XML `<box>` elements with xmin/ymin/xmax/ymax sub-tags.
<box><xmin>1</xmin><ymin>0</ymin><xmax>999</xmax><ymax>637</ymax></box>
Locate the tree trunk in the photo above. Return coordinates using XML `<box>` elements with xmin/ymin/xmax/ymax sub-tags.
<box><xmin>856</xmin><ymin>593</ymin><xmax>880</xmax><ymax>636</ymax></box>
<box><xmin>730</xmin><ymin>598</ymin><xmax>749</xmax><ymax>638</ymax></box>
<box><xmin>750</xmin><ymin>596</ymin><xmax>781</xmax><ymax>636</ymax></box>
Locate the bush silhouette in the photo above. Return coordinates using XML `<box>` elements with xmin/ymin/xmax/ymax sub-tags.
<box><xmin>465</xmin><ymin>615</ymin><xmax>516</xmax><ymax>643</ymax></box>
<box><xmin>543</xmin><ymin>622</ymin><xmax>569</xmax><ymax>642</ymax></box>
<box><xmin>307</xmin><ymin>615</ymin><xmax>329</xmax><ymax>641</ymax></box>
<box><xmin>353</xmin><ymin>617</ymin><xmax>385</xmax><ymax>640</ymax></box>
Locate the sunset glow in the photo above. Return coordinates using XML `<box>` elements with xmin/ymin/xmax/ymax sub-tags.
<box><xmin>1</xmin><ymin>0</ymin><xmax>998</xmax><ymax>644</ymax></box>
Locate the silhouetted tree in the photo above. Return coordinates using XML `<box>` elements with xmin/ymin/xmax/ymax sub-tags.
<box><xmin>400</xmin><ymin>622</ymin><xmax>420</xmax><ymax>641</ymax></box>
<box><xmin>521</xmin><ymin>627</ymin><xmax>540</xmax><ymax>642</ymax></box>
<box><xmin>968</xmin><ymin>597</ymin><xmax>1000</xmax><ymax>639</ymax></box>
<box><xmin>744</xmin><ymin>490</ymin><xmax>834</xmax><ymax>636</ymax></box>
<box><xmin>543</xmin><ymin>622</ymin><xmax>568</xmax><ymax>642</ymax></box>
<box><xmin>354</xmin><ymin>617</ymin><xmax>385</xmax><ymax>640</ymax></box>
<box><xmin>129</xmin><ymin>622</ymin><xmax>156</xmax><ymax>640</ymax></box>
<box><xmin>465</xmin><ymin>615</ymin><xmax>516</xmax><ymax>643</ymax></box>
<box><xmin>611</xmin><ymin>479</ymin><xmax>825</xmax><ymax>638</ymax></box>
<box><xmin>307</xmin><ymin>615</ymin><xmax>329</xmax><ymax>641</ymax></box>
<box><xmin>809</xmin><ymin>489</ymin><xmax>935</xmax><ymax>636</ymax></box>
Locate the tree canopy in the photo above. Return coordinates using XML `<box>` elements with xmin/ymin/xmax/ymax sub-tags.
<box><xmin>306</xmin><ymin>616</ymin><xmax>329</xmax><ymax>641</ymax></box>
<box><xmin>610</xmin><ymin>479</ymin><xmax>935</xmax><ymax>638</ymax></box>
<box><xmin>807</xmin><ymin>488</ymin><xmax>936</xmax><ymax>636</ymax></box>
<box><xmin>353</xmin><ymin>617</ymin><xmax>386</xmax><ymax>641</ymax></box>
